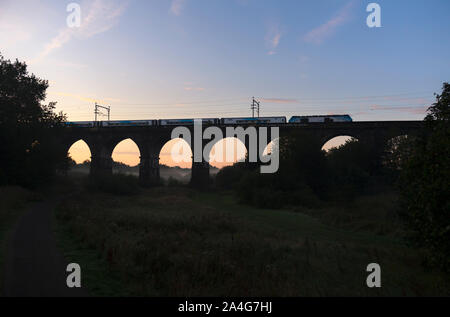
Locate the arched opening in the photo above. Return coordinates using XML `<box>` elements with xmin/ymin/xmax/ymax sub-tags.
<box><xmin>159</xmin><ymin>138</ymin><xmax>193</xmax><ymax>184</ymax></box>
<box><xmin>322</xmin><ymin>136</ymin><xmax>358</xmax><ymax>152</ymax></box>
<box><xmin>262</xmin><ymin>137</ymin><xmax>280</xmax><ymax>156</ymax></box>
<box><xmin>67</xmin><ymin>140</ymin><xmax>91</xmax><ymax>176</ymax></box>
<box><xmin>209</xmin><ymin>137</ymin><xmax>247</xmax><ymax>173</ymax></box>
<box><xmin>111</xmin><ymin>139</ymin><xmax>140</xmax><ymax>176</ymax></box>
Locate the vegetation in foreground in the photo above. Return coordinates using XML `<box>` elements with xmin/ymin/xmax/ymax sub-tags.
<box><xmin>53</xmin><ymin>83</ymin><xmax>449</xmax><ymax>296</ymax></box>
<box><xmin>398</xmin><ymin>83</ymin><xmax>450</xmax><ymax>270</ymax></box>
<box><xmin>55</xmin><ymin>179</ymin><xmax>449</xmax><ymax>297</ymax></box>
<box><xmin>216</xmin><ymin>83</ymin><xmax>450</xmax><ymax>271</ymax></box>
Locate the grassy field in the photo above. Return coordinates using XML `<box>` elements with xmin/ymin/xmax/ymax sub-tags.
<box><xmin>54</xmin><ymin>178</ymin><xmax>449</xmax><ymax>296</ymax></box>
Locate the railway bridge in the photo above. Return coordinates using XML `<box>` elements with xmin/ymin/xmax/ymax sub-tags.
<box><xmin>60</xmin><ymin>121</ymin><xmax>424</xmax><ymax>188</ymax></box>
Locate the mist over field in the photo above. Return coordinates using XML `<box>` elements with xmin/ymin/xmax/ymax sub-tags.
<box><xmin>68</xmin><ymin>162</ymin><xmax>220</xmax><ymax>184</ymax></box>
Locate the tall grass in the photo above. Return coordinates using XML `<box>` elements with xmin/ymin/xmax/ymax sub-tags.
<box><xmin>84</xmin><ymin>173</ymin><xmax>140</xmax><ymax>196</ymax></box>
<box><xmin>294</xmin><ymin>193</ymin><xmax>404</xmax><ymax>237</ymax></box>
<box><xmin>55</xmin><ymin>187</ymin><xmax>449</xmax><ymax>296</ymax></box>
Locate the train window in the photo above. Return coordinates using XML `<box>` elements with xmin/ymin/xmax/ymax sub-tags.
<box><xmin>325</xmin><ymin>118</ymin><xmax>333</xmax><ymax>123</ymax></box>
<box><xmin>301</xmin><ymin>118</ymin><xmax>308</xmax><ymax>123</ymax></box>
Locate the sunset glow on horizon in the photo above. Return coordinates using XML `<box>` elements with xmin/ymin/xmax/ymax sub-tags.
<box><xmin>3</xmin><ymin>0</ymin><xmax>448</xmax><ymax>123</ymax></box>
<box><xmin>3</xmin><ymin>0</ymin><xmax>449</xmax><ymax>167</ymax></box>
<box><xmin>68</xmin><ymin>137</ymin><xmax>249</xmax><ymax>169</ymax></box>
<box><xmin>68</xmin><ymin>135</ymin><xmax>350</xmax><ymax>168</ymax></box>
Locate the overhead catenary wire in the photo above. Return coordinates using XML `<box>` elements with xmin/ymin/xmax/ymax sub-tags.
<box><xmin>62</xmin><ymin>102</ymin><xmax>430</xmax><ymax>115</ymax></box>
<box><xmin>56</xmin><ymin>91</ymin><xmax>434</xmax><ymax>108</ymax></box>
<box><xmin>55</xmin><ymin>91</ymin><xmax>434</xmax><ymax>121</ymax></box>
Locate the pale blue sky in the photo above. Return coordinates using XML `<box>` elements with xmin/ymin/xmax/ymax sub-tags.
<box><xmin>1</xmin><ymin>0</ymin><xmax>449</xmax><ymax>121</ymax></box>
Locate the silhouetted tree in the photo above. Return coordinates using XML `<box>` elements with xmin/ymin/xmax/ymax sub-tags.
<box><xmin>215</xmin><ymin>162</ymin><xmax>247</xmax><ymax>190</ymax></box>
<box><xmin>326</xmin><ymin>139</ymin><xmax>371</xmax><ymax>200</ymax></box>
<box><xmin>278</xmin><ymin>132</ymin><xmax>330</xmax><ymax>197</ymax></box>
<box><xmin>0</xmin><ymin>53</ymin><xmax>67</xmax><ymax>187</ymax></box>
<box><xmin>399</xmin><ymin>82</ymin><xmax>450</xmax><ymax>270</ymax></box>
<box><xmin>216</xmin><ymin>133</ymin><xmax>328</xmax><ymax>208</ymax></box>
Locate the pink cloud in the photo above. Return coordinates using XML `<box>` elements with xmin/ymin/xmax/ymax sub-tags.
<box><xmin>369</xmin><ymin>104</ymin><xmax>429</xmax><ymax>114</ymax></box>
<box><xmin>170</xmin><ymin>0</ymin><xmax>186</xmax><ymax>16</ymax></box>
<box><xmin>184</xmin><ymin>87</ymin><xmax>205</xmax><ymax>91</ymax></box>
<box><xmin>265</xmin><ymin>24</ymin><xmax>282</xmax><ymax>55</ymax></box>
<box><xmin>261</xmin><ymin>98</ymin><xmax>299</xmax><ymax>104</ymax></box>
<box><xmin>304</xmin><ymin>1</ymin><xmax>355</xmax><ymax>44</ymax></box>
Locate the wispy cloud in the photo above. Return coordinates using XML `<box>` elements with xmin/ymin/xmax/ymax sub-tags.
<box><xmin>51</xmin><ymin>60</ymin><xmax>88</xmax><ymax>69</ymax></box>
<box><xmin>0</xmin><ymin>21</ymin><xmax>31</xmax><ymax>47</ymax></box>
<box><xmin>170</xmin><ymin>0</ymin><xmax>186</xmax><ymax>16</ymax></box>
<box><xmin>299</xmin><ymin>55</ymin><xmax>309</xmax><ymax>64</ymax></box>
<box><xmin>184</xmin><ymin>87</ymin><xmax>205</xmax><ymax>92</ymax></box>
<box><xmin>352</xmin><ymin>111</ymin><xmax>369</xmax><ymax>116</ymax></box>
<box><xmin>304</xmin><ymin>1</ymin><xmax>355</xmax><ymax>44</ymax></box>
<box><xmin>265</xmin><ymin>24</ymin><xmax>282</xmax><ymax>55</ymax></box>
<box><xmin>369</xmin><ymin>104</ymin><xmax>428</xmax><ymax>114</ymax></box>
<box><xmin>261</xmin><ymin>98</ymin><xmax>298</xmax><ymax>104</ymax></box>
<box><xmin>50</xmin><ymin>91</ymin><xmax>119</xmax><ymax>104</ymax></box>
<box><xmin>183</xmin><ymin>81</ymin><xmax>205</xmax><ymax>92</ymax></box>
<box><xmin>31</xmin><ymin>0</ymin><xmax>128</xmax><ymax>64</ymax></box>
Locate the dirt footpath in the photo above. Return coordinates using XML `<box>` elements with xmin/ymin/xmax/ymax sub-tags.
<box><xmin>2</xmin><ymin>198</ymin><xmax>87</xmax><ymax>297</ymax></box>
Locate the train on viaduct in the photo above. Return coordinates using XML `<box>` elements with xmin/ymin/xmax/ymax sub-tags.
<box><xmin>59</xmin><ymin>115</ymin><xmax>424</xmax><ymax>188</ymax></box>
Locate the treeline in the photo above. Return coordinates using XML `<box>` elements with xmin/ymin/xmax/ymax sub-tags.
<box><xmin>398</xmin><ymin>83</ymin><xmax>449</xmax><ymax>271</ymax></box>
<box><xmin>216</xmin><ymin>83</ymin><xmax>450</xmax><ymax>271</ymax></box>
<box><xmin>0</xmin><ymin>54</ymin><xmax>67</xmax><ymax>188</ymax></box>
<box><xmin>68</xmin><ymin>159</ymin><xmax>136</xmax><ymax>169</ymax></box>
<box><xmin>216</xmin><ymin>135</ymin><xmax>395</xmax><ymax>209</ymax></box>
<box><xmin>68</xmin><ymin>158</ymin><xmax>203</xmax><ymax>171</ymax></box>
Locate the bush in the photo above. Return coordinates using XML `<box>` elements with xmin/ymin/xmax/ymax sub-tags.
<box><xmin>399</xmin><ymin>83</ymin><xmax>450</xmax><ymax>271</ymax></box>
<box><xmin>167</xmin><ymin>176</ymin><xmax>183</xmax><ymax>187</ymax></box>
<box><xmin>290</xmin><ymin>184</ymin><xmax>321</xmax><ymax>208</ymax></box>
<box><xmin>85</xmin><ymin>173</ymin><xmax>139</xmax><ymax>195</ymax></box>
<box><xmin>215</xmin><ymin>163</ymin><xmax>247</xmax><ymax>189</ymax></box>
<box><xmin>235</xmin><ymin>173</ymin><xmax>254</xmax><ymax>203</ymax></box>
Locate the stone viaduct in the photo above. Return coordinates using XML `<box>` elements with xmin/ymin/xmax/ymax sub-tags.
<box><xmin>59</xmin><ymin>121</ymin><xmax>424</xmax><ymax>188</ymax></box>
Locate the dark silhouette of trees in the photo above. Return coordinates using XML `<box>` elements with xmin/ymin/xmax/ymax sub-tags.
<box><xmin>0</xmin><ymin>53</ymin><xmax>67</xmax><ymax>187</ymax></box>
<box><xmin>215</xmin><ymin>130</ymin><xmax>394</xmax><ymax>208</ymax></box>
<box><xmin>399</xmin><ymin>82</ymin><xmax>450</xmax><ymax>270</ymax></box>
<box><xmin>215</xmin><ymin>83</ymin><xmax>448</xmax><ymax>271</ymax></box>
<box><xmin>326</xmin><ymin>139</ymin><xmax>373</xmax><ymax>200</ymax></box>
